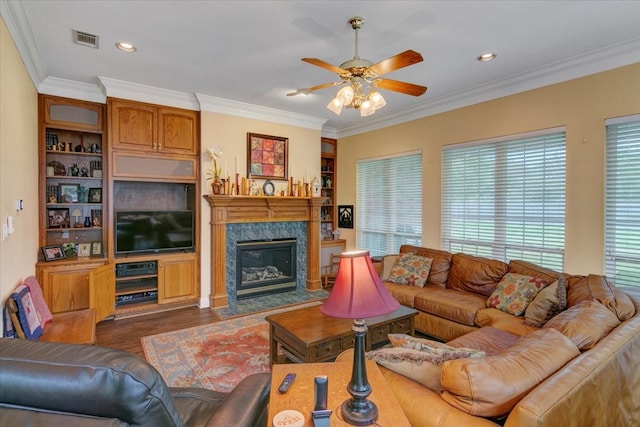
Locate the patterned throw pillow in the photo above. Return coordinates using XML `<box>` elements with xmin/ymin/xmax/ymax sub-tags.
<box><xmin>367</xmin><ymin>337</ymin><xmax>485</xmax><ymax>393</ymax></box>
<box><xmin>524</xmin><ymin>277</ymin><xmax>567</xmax><ymax>327</ymax></box>
<box><xmin>387</xmin><ymin>253</ymin><xmax>433</xmax><ymax>288</ymax></box>
<box><xmin>487</xmin><ymin>273</ymin><xmax>550</xmax><ymax>316</ymax></box>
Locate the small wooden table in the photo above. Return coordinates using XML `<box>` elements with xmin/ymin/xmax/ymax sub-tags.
<box><xmin>269</xmin><ymin>361</ymin><xmax>411</xmax><ymax>427</ymax></box>
<box><xmin>266</xmin><ymin>304</ymin><xmax>418</xmax><ymax>365</ymax></box>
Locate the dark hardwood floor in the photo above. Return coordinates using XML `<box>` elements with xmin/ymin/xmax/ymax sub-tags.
<box><xmin>96</xmin><ymin>306</ymin><xmax>221</xmax><ymax>358</ymax></box>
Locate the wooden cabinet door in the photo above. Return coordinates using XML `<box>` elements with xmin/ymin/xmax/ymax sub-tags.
<box><xmin>158</xmin><ymin>107</ymin><xmax>198</xmax><ymax>155</ymax></box>
<box><xmin>158</xmin><ymin>256</ymin><xmax>197</xmax><ymax>304</ymax></box>
<box><xmin>110</xmin><ymin>99</ymin><xmax>156</xmax><ymax>151</ymax></box>
<box><xmin>39</xmin><ymin>263</ymin><xmax>104</xmax><ymax>313</ymax></box>
<box><xmin>89</xmin><ymin>263</ymin><xmax>116</xmax><ymax>322</ymax></box>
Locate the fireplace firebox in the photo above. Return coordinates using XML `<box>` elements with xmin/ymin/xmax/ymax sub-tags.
<box><xmin>236</xmin><ymin>238</ymin><xmax>297</xmax><ymax>299</ymax></box>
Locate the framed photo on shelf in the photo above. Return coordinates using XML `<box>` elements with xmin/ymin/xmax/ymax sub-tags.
<box><xmin>47</xmin><ymin>208</ymin><xmax>69</xmax><ymax>228</ymax></box>
<box><xmin>58</xmin><ymin>183</ymin><xmax>80</xmax><ymax>203</ymax></box>
<box><xmin>88</xmin><ymin>188</ymin><xmax>102</xmax><ymax>203</ymax></box>
<box><xmin>77</xmin><ymin>243</ymin><xmax>91</xmax><ymax>257</ymax></box>
<box><xmin>338</xmin><ymin>205</ymin><xmax>354</xmax><ymax>229</ymax></box>
<box><xmin>247</xmin><ymin>132</ymin><xmax>288</xmax><ymax>180</ymax></box>
<box><xmin>91</xmin><ymin>242</ymin><xmax>102</xmax><ymax>256</ymax></box>
<box><xmin>41</xmin><ymin>245</ymin><xmax>66</xmax><ymax>262</ymax></box>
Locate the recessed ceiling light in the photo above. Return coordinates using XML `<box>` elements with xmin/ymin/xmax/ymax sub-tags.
<box><xmin>115</xmin><ymin>41</ymin><xmax>136</xmax><ymax>53</ymax></box>
<box><xmin>477</xmin><ymin>52</ymin><xmax>497</xmax><ymax>62</ymax></box>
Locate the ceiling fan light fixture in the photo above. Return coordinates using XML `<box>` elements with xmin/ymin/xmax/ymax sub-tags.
<box><xmin>337</xmin><ymin>85</ymin><xmax>354</xmax><ymax>105</ymax></box>
<box><xmin>370</xmin><ymin>91</ymin><xmax>386</xmax><ymax>109</ymax></box>
<box><xmin>360</xmin><ymin>99</ymin><xmax>375</xmax><ymax>117</ymax></box>
<box><xmin>327</xmin><ymin>97</ymin><xmax>344</xmax><ymax>115</ymax></box>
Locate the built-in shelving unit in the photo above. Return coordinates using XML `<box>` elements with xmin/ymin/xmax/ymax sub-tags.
<box><xmin>320</xmin><ymin>137</ymin><xmax>337</xmax><ymax>240</ymax></box>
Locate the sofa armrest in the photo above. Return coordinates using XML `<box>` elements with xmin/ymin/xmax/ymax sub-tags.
<box><xmin>203</xmin><ymin>372</ymin><xmax>271</xmax><ymax>427</ymax></box>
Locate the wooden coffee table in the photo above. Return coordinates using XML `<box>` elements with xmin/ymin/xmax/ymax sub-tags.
<box><xmin>268</xmin><ymin>361</ymin><xmax>411</xmax><ymax>427</ymax></box>
<box><xmin>266</xmin><ymin>304</ymin><xmax>418</xmax><ymax>365</ymax></box>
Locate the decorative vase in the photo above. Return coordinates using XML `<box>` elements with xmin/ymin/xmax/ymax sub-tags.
<box><xmin>84</xmin><ymin>216</ymin><xmax>91</xmax><ymax>227</ymax></box>
<box><xmin>211</xmin><ymin>179</ymin><xmax>223</xmax><ymax>195</ymax></box>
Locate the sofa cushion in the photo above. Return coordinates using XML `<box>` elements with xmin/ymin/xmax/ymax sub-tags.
<box><xmin>524</xmin><ymin>277</ymin><xmax>567</xmax><ymax>327</ymax></box>
<box><xmin>400</xmin><ymin>245</ymin><xmax>453</xmax><ymax>288</ymax></box>
<box><xmin>440</xmin><ymin>328</ymin><xmax>580</xmax><ymax>417</ymax></box>
<box><xmin>366</xmin><ymin>339</ymin><xmax>485</xmax><ymax>393</ymax></box>
<box><xmin>543</xmin><ymin>300</ymin><xmax>621</xmax><ymax>350</ymax></box>
<box><xmin>447</xmin><ymin>326</ymin><xmax>520</xmax><ymax>356</ymax></box>
<box><xmin>387</xmin><ymin>253</ymin><xmax>433</xmax><ymax>288</ymax></box>
<box><xmin>487</xmin><ymin>272</ymin><xmax>550</xmax><ymax>316</ymax></box>
<box><xmin>567</xmin><ymin>274</ymin><xmax>635</xmax><ymax>321</ymax></box>
<box><xmin>414</xmin><ymin>287</ymin><xmax>487</xmax><ymax>326</ymax></box>
<box><xmin>380</xmin><ymin>254</ymin><xmax>399</xmax><ymax>281</ymax></box>
<box><xmin>447</xmin><ymin>253</ymin><xmax>508</xmax><ymax>296</ymax></box>
<box><xmin>474</xmin><ymin>308</ymin><xmax>539</xmax><ymax>336</ymax></box>
<box><xmin>383</xmin><ymin>282</ymin><xmax>422</xmax><ymax>308</ymax></box>
<box><xmin>508</xmin><ymin>259</ymin><xmax>565</xmax><ymax>283</ymax></box>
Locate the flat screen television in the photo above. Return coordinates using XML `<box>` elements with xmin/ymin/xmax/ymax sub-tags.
<box><xmin>115</xmin><ymin>210</ymin><xmax>195</xmax><ymax>255</ymax></box>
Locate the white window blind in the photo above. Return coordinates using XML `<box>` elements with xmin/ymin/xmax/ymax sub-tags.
<box><xmin>442</xmin><ymin>130</ymin><xmax>566</xmax><ymax>270</ymax></box>
<box><xmin>356</xmin><ymin>152</ymin><xmax>422</xmax><ymax>256</ymax></box>
<box><xmin>605</xmin><ymin>116</ymin><xmax>640</xmax><ymax>288</ymax></box>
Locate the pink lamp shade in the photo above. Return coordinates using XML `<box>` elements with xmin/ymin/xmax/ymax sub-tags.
<box><xmin>321</xmin><ymin>250</ymin><xmax>399</xmax><ymax>319</ymax></box>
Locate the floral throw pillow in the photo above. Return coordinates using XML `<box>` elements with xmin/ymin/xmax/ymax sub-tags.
<box><xmin>387</xmin><ymin>253</ymin><xmax>433</xmax><ymax>288</ymax></box>
<box><xmin>487</xmin><ymin>273</ymin><xmax>550</xmax><ymax>316</ymax></box>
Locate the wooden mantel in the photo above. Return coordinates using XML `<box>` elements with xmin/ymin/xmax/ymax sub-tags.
<box><xmin>204</xmin><ymin>195</ymin><xmax>325</xmax><ymax>308</ymax></box>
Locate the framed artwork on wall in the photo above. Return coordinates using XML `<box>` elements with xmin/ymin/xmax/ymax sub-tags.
<box><xmin>247</xmin><ymin>132</ymin><xmax>288</xmax><ymax>180</ymax></box>
<box><xmin>338</xmin><ymin>205</ymin><xmax>354</xmax><ymax>229</ymax></box>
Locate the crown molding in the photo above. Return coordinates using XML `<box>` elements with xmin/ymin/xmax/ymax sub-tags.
<box><xmin>335</xmin><ymin>37</ymin><xmax>640</xmax><ymax>138</ymax></box>
<box><xmin>38</xmin><ymin>77</ymin><xmax>106</xmax><ymax>103</ymax></box>
<box><xmin>1</xmin><ymin>0</ymin><xmax>46</xmax><ymax>87</ymax></box>
<box><xmin>196</xmin><ymin>93</ymin><xmax>327</xmax><ymax>130</ymax></box>
<box><xmin>98</xmin><ymin>77</ymin><xmax>200</xmax><ymax>110</ymax></box>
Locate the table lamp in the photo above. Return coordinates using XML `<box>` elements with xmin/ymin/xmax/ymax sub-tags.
<box><xmin>320</xmin><ymin>250</ymin><xmax>399</xmax><ymax>425</ymax></box>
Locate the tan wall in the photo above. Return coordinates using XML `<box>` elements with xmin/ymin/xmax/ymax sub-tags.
<box><xmin>198</xmin><ymin>111</ymin><xmax>321</xmax><ymax>306</ymax></box>
<box><xmin>338</xmin><ymin>63</ymin><xmax>640</xmax><ymax>275</ymax></box>
<box><xmin>0</xmin><ymin>18</ymin><xmax>39</xmax><ymax>328</ymax></box>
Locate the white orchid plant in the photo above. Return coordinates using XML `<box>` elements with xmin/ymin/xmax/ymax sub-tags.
<box><xmin>206</xmin><ymin>146</ymin><xmax>223</xmax><ymax>181</ymax></box>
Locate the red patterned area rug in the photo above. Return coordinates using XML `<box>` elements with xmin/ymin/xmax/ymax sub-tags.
<box><xmin>141</xmin><ymin>301</ymin><xmax>321</xmax><ymax>392</ymax></box>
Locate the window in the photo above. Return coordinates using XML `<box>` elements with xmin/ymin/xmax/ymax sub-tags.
<box><xmin>605</xmin><ymin>116</ymin><xmax>640</xmax><ymax>288</ymax></box>
<box><xmin>442</xmin><ymin>129</ymin><xmax>566</xmax><ymax>270</ymax></box>
<box><xmin>356</xmin><ymin>151</ymin><xmax>422</xmax><ymax>256</ymax></box>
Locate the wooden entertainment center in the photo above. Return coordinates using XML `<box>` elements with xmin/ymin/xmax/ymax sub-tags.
<box><xmin>36</xmin><ymin>95</ymin><xmax>201</xmax><ymax>320</ymax></box>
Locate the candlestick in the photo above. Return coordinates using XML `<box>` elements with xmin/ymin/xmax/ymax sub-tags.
<box><xmin>235</xmin><ymin>156</ymin><xmax>238</xmax><ymax>175</ymax></box>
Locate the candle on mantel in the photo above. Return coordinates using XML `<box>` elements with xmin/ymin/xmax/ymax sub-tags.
<box><xmin>235</xmin><ymin>156</ymin><xmax>238</xmax><ymax>174</ymax></box>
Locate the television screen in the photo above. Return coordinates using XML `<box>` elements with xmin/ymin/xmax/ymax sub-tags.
<box><xmin>115</xmin><ymin>210</ymin><xmax>194</xmax><ymax>255</ymax></box>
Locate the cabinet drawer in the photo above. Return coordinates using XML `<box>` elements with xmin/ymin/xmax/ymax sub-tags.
<box><xmin>369</xmin><ymin>324</ymin><xmax>391</xmax><ymax>346</ymax></box>
<box><xmin>315</xmin><ymin>339</ymin><xmax>343</xmax><ymax>360</ymax></box>
<box><xmin>391</xmin><ymin>318</ymin><xmax>412</xmax><ymax>334</ymax></box>
<box><xmin>341</xmin><ymin>335</ymin><xmax>355</xmax><ymax>350</ymax></box>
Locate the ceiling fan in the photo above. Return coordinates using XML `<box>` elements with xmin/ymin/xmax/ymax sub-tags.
<box><xmin>287</xmin><ymin>16</ymin><xmax>427</xmax><ymax>116</ymax></box>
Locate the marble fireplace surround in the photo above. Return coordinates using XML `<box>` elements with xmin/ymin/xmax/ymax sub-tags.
<box><xmin>204</xmin><ymin>195</ymin><xmax>324</xmax><ymax>308</ymax></box>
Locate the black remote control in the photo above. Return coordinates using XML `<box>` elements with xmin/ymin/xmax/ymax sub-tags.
<box><xmin>278</xmin><ymin>372</ymin><xmax>296</xmax><ymax>393</ymax></box>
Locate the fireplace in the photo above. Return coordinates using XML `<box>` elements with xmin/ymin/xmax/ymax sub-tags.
<box><xmin>236</xmin><ymin>238</ymin><xmax>297</xmax><ymax>299</ymax></box>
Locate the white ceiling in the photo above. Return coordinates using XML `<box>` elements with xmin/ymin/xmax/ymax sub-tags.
<box><xmin>3</xmin><ymin>1</ymin><xmax>640</xmax><ymax>137</ymax></box>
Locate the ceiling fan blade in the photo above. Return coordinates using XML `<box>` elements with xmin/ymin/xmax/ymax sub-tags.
<box><xmin>375</xmin><ymin>78</ymin><xmax>427</xmax><ymax>96</ymax></box>
<box><xmin>369</xmin><ymin>50</ymin><xmax>423</xmax><ymax>76</ymax></box>
<box><xmin>301</xmin><ymin>58</ymin><xmax>346</xmax><ymax>75</ymax></box>
<box><xmin>287</xmin><ymin>81</ymin><xmax>344</xmax><ymax>96</ymax></box>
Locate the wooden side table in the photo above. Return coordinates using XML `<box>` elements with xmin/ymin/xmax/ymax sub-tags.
<box><xmin>269</xmin><ymin>361</ymin><xmax>411</xmax><ymax>427</ymax></box>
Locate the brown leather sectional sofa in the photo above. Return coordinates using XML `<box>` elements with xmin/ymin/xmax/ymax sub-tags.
<box><xmin>360</xmin><ymin>244</ymin><xmax>640</xmax><ymax>426</ymax></box>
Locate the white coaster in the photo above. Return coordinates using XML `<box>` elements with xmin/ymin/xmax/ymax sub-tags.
<box><xmin>273</xmin><ymin>409</ymin><xmax>305</xmax><ymax>427</ymax></box>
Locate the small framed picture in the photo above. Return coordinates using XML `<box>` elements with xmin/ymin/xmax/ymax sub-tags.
<box><xmin>88</xmin><ymin>188</ymin><xmax>102</xmax><ymax>203</ymax></box>
<box><xmin>91</xmin><ymin>242</ymin><xmax>102</xmax><ymax>256</ymax></box>
<box><xmin>338</xmin><ymin>205</ymin><xmax>354</xmax><ymax>229</ymax></box>
<box><xmin>41</xmin><ymin>245</ymin><xmax>66</xmax><ymax>262</ymax></box>
<box><xmin>47</xmin><ymin>208</ymin><xmax>69</xmax><ymax>228</ymax></box>
<box><xmin>77</xmin><ymin>243</ymin><xmax>91</xmax><ymax>257</ymax></box>
<box><xmin>58</xmin><ymin>183</ymin><xmax>80</xmax><ymax>203</ymax></box>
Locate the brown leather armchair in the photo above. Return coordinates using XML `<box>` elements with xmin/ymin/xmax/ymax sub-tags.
<box><xmin>0</xmin><ymin>339</ymin><xmax>270</xmax><ymax>426</ymax></box>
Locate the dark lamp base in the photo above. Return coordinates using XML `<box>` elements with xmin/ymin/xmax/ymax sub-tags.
<box><xmin>341</xmin><ymin>398</ymin><xmax>378</xmax><ymax>425</ymax></box>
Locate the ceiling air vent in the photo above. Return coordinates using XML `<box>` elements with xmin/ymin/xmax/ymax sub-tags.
<box><xmin>72</xmin><ymin>29</ymin><xmax>99</xmax><ymax>49</ymax></box>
